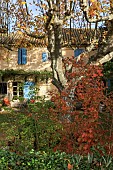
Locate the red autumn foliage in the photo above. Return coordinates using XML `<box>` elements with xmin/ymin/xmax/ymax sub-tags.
<box><xmin>50</xmin><ymin>57</ymin><xmax>113</xmax><ymax>155</ymax></box>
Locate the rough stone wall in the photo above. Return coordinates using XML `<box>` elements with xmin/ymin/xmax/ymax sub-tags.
<box><xmin>0</xmin><ymin>47</ymin><xmax>74</xmax><ymax>101</ymax></box>
<box><xmin>0</xmin><ymin>47</ymin><xmax>50</xmax><ymax>71</ymax></box>
<box><xmin>0</xmin><ymin>47</ymin><xmax>74</xmax><ymax>71</ymax></box>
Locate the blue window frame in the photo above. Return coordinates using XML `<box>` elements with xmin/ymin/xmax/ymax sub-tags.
<box><xmin>107</xmin><ymin>79</ymin><xmax>113</xmax><ymax>91</ymax></box>
<box><xmin>18</xmin><ymin>48</ymin><xmax>27</xmax><ymax>65</ymax></box>
<box><xmin>74</xmin><ymin>49</ymin><xmax>84</xmax><ymax>58</ymax></box>
<box><xmin>107</xmin><ymin>79</ymin><xmax>111</xmax><ymax>89</ymax></box>
<box><xmin>42</xmin><ymin>52</ymin><xmax>48</xmax><ymax>62</ymax></box>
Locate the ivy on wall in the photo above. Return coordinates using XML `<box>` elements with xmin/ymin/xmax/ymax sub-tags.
<box><xmin>0</xmin><ymin>69</ymin><xmax>52</xmax><ymax>82</ymax></box>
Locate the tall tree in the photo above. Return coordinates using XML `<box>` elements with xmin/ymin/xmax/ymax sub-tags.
<box><xmin>6</xmin><ymin>0</ymin><xmax>113</xmax><ymax>91</ymax></box>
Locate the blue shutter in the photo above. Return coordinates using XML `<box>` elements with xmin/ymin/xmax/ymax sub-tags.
<box><xmin>42</xmin><ymin>52</ymin><xmax>48</xmax><ymax>62</ymax></box>
<box><xmin>107</xmin><ymin>79</ymin><xmax>111</xmax><ymax>88</ymax></box>
<box><xmin>74</xmin><ymin>49</ymin><xmax>84</xmax><ymax>58</ymax></box>
<box><xmin>23</xmin><ymin>82</ymin><xmax>35</xmax><ymax>99</ymax></box>
<box><xmin>18</xmin><ymin>48</ymin><xmax>22</xmax><ymax>64</ymax></box>
<box><xmin>21</xmin><ymin>48</ymin><xmax>27</xmax><ymax>64</ymax></box>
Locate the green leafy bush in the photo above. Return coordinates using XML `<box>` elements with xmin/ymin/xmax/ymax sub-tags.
<box><xmin>1</xmin><ymin>100</ymin><xmax>61</xmax><ymax>153</ymax></box>
<box><xmin>0</xmin><ymin>150</ymin><xmax>113</xmax><ymax>169</ymax></box>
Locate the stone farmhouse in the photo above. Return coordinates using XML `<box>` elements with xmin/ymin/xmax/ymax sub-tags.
<box><xmin>0</xmin><ymin>1</ymin><xmax>102</xmax><ymax>106</ymax></box>
<box><xmin>0</xmin><ymin>27</ymin><xmax>100</xmax><ymax>107</ymax></box>
<box><xmin>0</xmin><ymin>44</ymin><xmax>75</xmax><ymax>105</ymax></box>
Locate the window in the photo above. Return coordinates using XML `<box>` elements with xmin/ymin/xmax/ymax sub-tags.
<box><xmin>13</xmin><ymin>82</ymin><xmax>23</xmax><ymax>98</ymax></box>
<box><xmin>42</xmin><ymin>52</ymin><xmax>48</xmax><ymax>62</ymax></box>
<box><xmin>18</xmin><ymin>48</ymin><xmax>27</xmax><ymax>65</ymax></box>
<box><xmin>0</xmin><ymin>83</ymin><xmax>7</xmax><ymax>94</ymax></box>
<box><xmin>74</xmin><ymin>49</ymin><xmax>84</xmax><ymax>58</ymax></box>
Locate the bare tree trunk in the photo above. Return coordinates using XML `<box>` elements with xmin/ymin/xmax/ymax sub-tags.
<box><xmin>47</xmin><ymin>24</ymin><xmax>67</xmax><ymax>92</ymax></box>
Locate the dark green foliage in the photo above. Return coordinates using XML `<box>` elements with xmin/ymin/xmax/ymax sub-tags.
<box><xmin>0</xmin><ymin>150</ymin><xmax>113</xmax><ymax>169</ymax></box>
<box><xmin>0</xmin><ymin>100</ymin><xmax>61</xmax><ymax>153</ymax></box>
<box><xmin>0</xmin><ymin>69</ymin><xmax>52</xmax><ymax>81</ymax></box>
<box><xmin>103</xmin><ymin>60</ymin><xmax>113</xmax><ymax>78</ymax></box>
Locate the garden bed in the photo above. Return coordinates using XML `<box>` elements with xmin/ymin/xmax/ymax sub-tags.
<box><xmin>0</xmin><ymin>149</ymin><xmax>113</xmax><ymax>169</ymax></box>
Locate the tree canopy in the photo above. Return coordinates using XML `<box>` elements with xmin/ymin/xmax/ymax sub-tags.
<box><xmin>1</xmin><ymin>0</ymin><xmax>113</xmax><ymax>91</ymax></box>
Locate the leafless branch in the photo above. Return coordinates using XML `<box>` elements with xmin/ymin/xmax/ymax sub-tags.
<box><xmin>80</xmin><ymin>0</ymin><xmax>113</xmax><ymax>23</ymax></box>
<box><xmin>93</xmin><ymin>51</ymin><xmax>113</xmax><ymax>65</ymax></box>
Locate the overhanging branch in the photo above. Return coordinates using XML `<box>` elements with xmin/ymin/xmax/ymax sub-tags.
<box><xmin>84</xmin><ymin>12</ymin><xmax>113</xmax><ymax>23</ymax></box>
<box><xmin>80</xmin><ymin>0</ymin><xmax>113</xmax><ymax>23</ymax></box>
<box><xmin>93</xmin><ymin>51</ymin><xmax>113</xmax><ymax>65</ymax></box>
<box><xmin>25</xmin><ymin>30</ymin><xmax>46</xmax><ymax>39</ymax></box>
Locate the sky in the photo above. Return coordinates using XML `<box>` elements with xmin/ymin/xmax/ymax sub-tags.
<box><xmin>6</xmin><ymin>0</ymin><xmax>105</xmax><ymax>32</ymax></box>
<box><xmin>9</xmin><ymin>0</ymin><xmax>38</xmax><ymax>32</ymax></box>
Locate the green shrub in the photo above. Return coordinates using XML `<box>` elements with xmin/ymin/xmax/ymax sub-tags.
<box><xmin>0</xmin><ymin>150</ymin><xmax>113</xmax><ymax>170</ymax></box>
<box><xmin>1</xmin><ymin>100</ymin><xmax>61</xmax><ymax>153</ymax></box>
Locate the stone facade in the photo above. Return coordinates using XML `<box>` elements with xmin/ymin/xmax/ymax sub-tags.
<box><xmin>0</xmin><ymin>47</ymin><xmax>75</xmax><ymax>104</ymax></box>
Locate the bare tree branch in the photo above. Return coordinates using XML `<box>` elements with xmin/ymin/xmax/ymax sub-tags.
<box><xmin>47</xmin><ymin>0</ymin><xmax>53</xmax><ymax>9</ymax></box>
<box><xmin>80</xmin><ymin>0</ymin><xmax>113</xmax><ymax>23</ymax></box>
<box><xmin>93</xmin><ymin>51</ymin><xmax>113</xmax><ymax>65</ymax></box>
<box><xmin>25</xmin><ymin>30</ymin><xmax>46</xmax><ymax>39</ymax></box>
<box><xmin>56</xmin><ymin>0</ymin><xmax>60</xmax><ymax>7</ymax></box>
